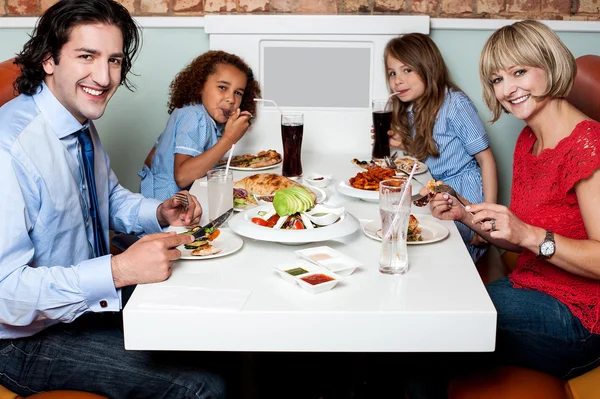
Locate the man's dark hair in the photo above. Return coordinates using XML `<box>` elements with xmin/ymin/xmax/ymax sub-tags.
<box><xmin>14</xmin><ymin>0</ymin><xmax>140</xmax><ymax>95</ymax></box>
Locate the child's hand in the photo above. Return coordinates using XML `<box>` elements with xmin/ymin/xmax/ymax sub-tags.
<box><xmin>223</xmin><ymin>108</ymin><xmax>252</xmax><ymax>144</ymax></box>
<box><xmin>388</xmin><ymin>130</ymin><xmax>405</xmax><ymax>149</ymax></box>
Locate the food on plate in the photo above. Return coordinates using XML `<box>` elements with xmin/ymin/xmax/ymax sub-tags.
<box><xmin>376</xmin><ymin>214</ymin><xmax>422</xmax><ymax>242</ymax></box>
<box><xmin>218</xmin><ymin>150</ymin><xmax>281</xmax><ymax>168</ymax></box>
<box><xmin>394</xmin><ymin>157</ymin><xmax>420</xmax><ymax>173</ymax></box>
<box><xmin>233</xmin><ymin>188</ymin><xmax>258</xmax><ymax>210</ymax></box>
<box><xmin>273</xmin><ymin>187</ymin><xmax>315</xmax><ymax>216</ymax></box>
<box><xmin>425</xmin><ymin>179</ymin><xmax>444</xmax><ymax>194</ymax></box>
<box><xmin>407</xmin><ymin>214</ymin><xmax>423</xmax><ymax>242</ymax></box>
<box><xmin>234</xmin><ymin>173</ymin><xmax>316</xmax><ymax>201</ymax></box>
<box><xmin>349</xmin><ymin>166</ymin><xmax>397</xmax><ymax>190</ymax></box>
<box><xmin>179</xmin><ymin>227</ymin><xmax>222</xmax><ymax>256</ymax></box>
<box><xmin>351</xmin><ymin>158</ymin><xmax>377</xmax><ymax>170</ymax></box>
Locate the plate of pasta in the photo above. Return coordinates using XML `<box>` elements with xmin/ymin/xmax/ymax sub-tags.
<box><xmin>337</xmin><ymin>177</ymin><xmax>423</xmax><ymax>202</ymax></box>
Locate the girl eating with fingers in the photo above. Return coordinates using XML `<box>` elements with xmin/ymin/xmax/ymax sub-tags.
<box><xmin>139</xmin><ymin>50</ymin><xmax>261</xmax><ymax>201</ymax></box>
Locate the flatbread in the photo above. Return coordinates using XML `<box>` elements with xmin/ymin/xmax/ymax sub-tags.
<box><xmin>233</xmin><ymin>174</ymin><xmax>316</xmax><ymax>201</ymax></box>
<box><xmin>218</xmin><ymin>150</ymin><xmax>281</xmax><ymax>168</ymax></box>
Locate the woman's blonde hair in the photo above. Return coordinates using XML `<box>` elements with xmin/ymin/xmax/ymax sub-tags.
<box><xmin>384</xmin><ymin>33</ymin><xmax>461</xmax><ymax>161</ymax></box>
<box><xmin>479</xmin><ymin>20</ymin><xmax>576</xmax><ymax>123</ymax></box>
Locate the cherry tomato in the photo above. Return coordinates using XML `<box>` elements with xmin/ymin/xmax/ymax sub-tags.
<box><xmin>291</xmin><ymin>220</ymin><xmax>304</xmax><ymax>230</ymax></box>
<box><xmin>266</xmin><ymin>215</ymin><xmax>280</xmax><ymax>228</ymax></box>
<box><xmin>251</xmin><ymin>217</ymin><xmax>268</xmax><ymax>227</ymax></box>
<box><xmin>207</xmin><ymin>229</ymin><xmax>220</xmax><ymax>241</ymax></box>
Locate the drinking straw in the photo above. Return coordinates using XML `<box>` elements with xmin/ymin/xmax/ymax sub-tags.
<box><xmin>224</xmin><ymin>144</ymin><xmax>235</xmax><ymax>177</ymax></box>
<box><xmin>385</xmin><ymin>91</ymin><xmax>401</xmax><ymax>110</ymax></box>
<box><xmin>383</xmin><ymin>163</ymin><xmax>418</xmax><ymax>241</ymax></box>
<box><xmin>254</xmin><ymin>98</ymin><xmax>283</xmax><ymax>115</ymax></box>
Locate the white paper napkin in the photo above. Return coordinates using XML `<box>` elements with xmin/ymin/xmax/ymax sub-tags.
<box><xmin>139</xmin><ymin>286</ymin><xmax>251</xmax><ymax>312</ymax></box>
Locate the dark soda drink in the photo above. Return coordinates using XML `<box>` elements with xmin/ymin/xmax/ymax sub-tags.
<box><xmin>281</xmin><ymin>123</ymin><xmax>303</xmax><ymax>177</ymax></box>
<box><xmin>372</xmin><ymin>110</ymin><xmax>392</xmax><ymax>159</ymax></box>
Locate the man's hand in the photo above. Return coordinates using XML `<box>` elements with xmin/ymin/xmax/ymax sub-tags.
<box><xmin>111</xmin><ymin>232</ymin><xmax>194</xmax><ymax>288</ymax></box>
<box><xmin>222</xmin><ymin>109</ymin><xmax>252</xmax><ymax>144</ymax></box>
<box><xmin>157</xmin><ymin>191</ymin><xmax>202</xmax><ymax>228</ymax></box>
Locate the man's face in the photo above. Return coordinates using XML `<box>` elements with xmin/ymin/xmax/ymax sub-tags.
<box><xmin>43</xmin><ymin>23</ymin><xmax>124</xmax><ymax>124</ymax></box>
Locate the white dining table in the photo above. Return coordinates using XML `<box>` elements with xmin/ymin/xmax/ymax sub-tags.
<box><xmin>123</xmin><ymin>152</ymin><xmax>497</xmax><ymax>352</ymax></box>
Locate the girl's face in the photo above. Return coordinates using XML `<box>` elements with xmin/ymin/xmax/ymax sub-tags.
<box><xmin>490</xmin><ymin>65</ymin><xmax>549</xmax><ymax>122</ymax></box>
<box><xmin>386</xmin><ymin>55</ymin><xmax>425</xmax><ymax>103</ymax></box>
<box><xmin>201</xmin><ymin>63</ymin><xmax>248</xmax><ymax>124</ymax></box>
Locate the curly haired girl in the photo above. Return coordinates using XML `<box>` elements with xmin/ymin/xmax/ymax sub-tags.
<box><xmin>139</xmin><ymin>50</ymin><xmax>261</xmax><ymax>201</ymax></box>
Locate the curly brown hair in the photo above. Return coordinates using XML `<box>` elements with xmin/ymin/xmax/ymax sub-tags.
<box><xmin>167</xmin><ymin>50</ymin><xmax>261</xmax><ymax>116</ymax></box>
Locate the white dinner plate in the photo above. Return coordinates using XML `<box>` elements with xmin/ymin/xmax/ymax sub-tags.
<box><xmin>392</xmin><ymin>157</ymin><xmax>428</xmax><ymax>175</ymax></box>
<box><xmin>233</xmin><ymin>185</ymin><xmax>326</xmax><ymax>212</ymax></box>
<box><xmin>362</xmin><ymin>217</ymin><xmax>449</xmax><ymax>245</ymax></box>
<box><xmin>336</xmin><ymin>179</ymin><xmax>423</xmax><ymax>202</ymax></box>
<box><xmin>229</xmin><ymin>204</ymin><xmax>360</xmax><ymax>244</ymax></box>
<box><xmin>167</xmin><ymin>227</ymin><xmax>244</xmax><ymax>260</ymax></box>
<box><xmin>228</xmin><ymin>160</ymin><xmax>282</xmax><ymax>171</ymax></box>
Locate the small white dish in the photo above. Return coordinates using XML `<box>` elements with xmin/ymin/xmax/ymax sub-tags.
<box><xmin>304</xmin><ymin>173</ymin><xmax>334</xmax><ymax>188</ymax></box>
<box><xmin>296</xmin><ymin>270</ymin><xmax>342</xmax><ymax>294</ymax></box>
<box><xmin>273</xmin><ymin>261</ymin><xmax>319</xmax><ymax>285</ymax></box>
<box><xmin>304</xmin><ymin>204</ymin><xmax>345</xmax><ymax>226</ymax></box>
<box><xmin>295</xmin><ymin>246</ymin><xmax>361</xmax><ymax>277</ymax></box>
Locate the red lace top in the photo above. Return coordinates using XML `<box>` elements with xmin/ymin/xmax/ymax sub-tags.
<box><xmin>510</xmin><ymin>120</ymin><xmax>600</xmax><ymax>334</ymax></box>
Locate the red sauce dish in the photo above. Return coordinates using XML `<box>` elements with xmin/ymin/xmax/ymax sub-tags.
<box><xmin>300</xmin><ymin>273</ymin><xmax>335</xmax><ymax>285</ymax></box>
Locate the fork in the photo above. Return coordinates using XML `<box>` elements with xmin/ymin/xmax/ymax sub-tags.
<box><xmin>435</xmin><ymin>184</ymin><xmax>475</xmax><ymax>215</ymax></box>
<box><xmin>174</xmin><ymin>192</ymin><xmax>189</xmax><ymax>210</ymax></box>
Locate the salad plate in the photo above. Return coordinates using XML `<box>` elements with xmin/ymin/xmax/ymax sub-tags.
<box><xmin>233</xmin><ymin>185</ymin><xmax>327</xmax><ymax>212</ymax></box>
<box><xmin>228</xmin><ymin>204</ymin><xmax>360</xmax><ymax>244</ymax></box>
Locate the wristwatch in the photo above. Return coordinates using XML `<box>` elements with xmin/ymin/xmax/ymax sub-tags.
<box><xmin>538</xmin><ymin>230</ymin><xmax>556</xmax><ymax>258</ymax></box>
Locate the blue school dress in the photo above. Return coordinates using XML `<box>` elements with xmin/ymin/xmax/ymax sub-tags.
<box><xmin>138</xmin><ymin>104</ymin><xmax>224</xmax><ymax>201</ymax></box>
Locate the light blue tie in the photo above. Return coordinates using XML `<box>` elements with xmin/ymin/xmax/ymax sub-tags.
<box><xmin>78</xmin><ymin>127</ymin><xmax>108</xmax><ymax>257</ymax></box>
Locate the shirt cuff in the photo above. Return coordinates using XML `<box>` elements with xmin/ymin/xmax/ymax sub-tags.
<box><xmin>465</xmin><ymin>136</ymin><xmax>490</xmax><ymax>156</ymax></box>
<box><xmin>139</xmin><ymin>198</ymin><xmax>163</xmax><ymax>234</ymax></box>
<box><xmin>78</xmin><ymin>254</ymin><xmax>121</xmax><ymax>312</ymax></box>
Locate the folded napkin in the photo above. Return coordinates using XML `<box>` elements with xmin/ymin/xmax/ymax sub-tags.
<box><xmin>139</xmin><ymin>286</ymin><xmax>251</xmax><ymax>312</ymax></box>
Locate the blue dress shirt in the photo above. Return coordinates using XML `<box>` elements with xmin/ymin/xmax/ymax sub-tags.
<box><xmin>0</xmin><ymin>83</ymin><xmax>163</xmax><ymax>339</ymax></box>
<box><xmin>138</xmin><ymin>104</ymin><xmax>224</xmax><ymax>201</ymax></box>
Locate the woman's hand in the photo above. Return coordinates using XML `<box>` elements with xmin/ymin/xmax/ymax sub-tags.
<box><xmin>157</xmin><ymin>191</ymin><xmax>202</xmax><ymax>228</ymax></box>
<box><xmin>466</xmin><ymin>203</ymin><xmax>538</xmax><ymax>248</ymax></box>
<box><xmin>430</xmin><ymin>193</ymin><xmax>467</xmax><ymax>221</ymax></box>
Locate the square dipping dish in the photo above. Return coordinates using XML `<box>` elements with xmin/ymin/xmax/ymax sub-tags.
<box><xmin>296</xmin><ymin>270</ymin><xmax>342</xmax><ymax>294</ymax></box>
<box><xmin>273</xmin><ymin>261</ymin><xmax>320</xmax><ymax>285</ymax></box>
<box><xmin>295</xmin><ymin>246</ymin><xmax>361</xmax><ymax>277</ymax></box>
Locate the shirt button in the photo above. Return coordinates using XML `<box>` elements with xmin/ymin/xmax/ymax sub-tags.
<box><xmin>83</xmin><ymin>184</ymin><xmax>86</xmax><ymax>190</ymax></box>
<box><xmin>100</xmin><ymin>300</ymin><xmax>108</xmax><ymax>308</ymax></box>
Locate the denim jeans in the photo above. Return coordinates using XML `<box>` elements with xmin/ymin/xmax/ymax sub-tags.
<box><xmin>488</xmin><ymin>277</ymin><xmax>600</xmax><ymax>378</ymax></box>
<box><xmin>0</xmin><ymin>313</ymin><xmax>228</xmax><ymax>399</ymax></box>
<box><xmin>405</xmin><ymin>277</ymin><xmax>600</xmax><ymax>399</ymax></box>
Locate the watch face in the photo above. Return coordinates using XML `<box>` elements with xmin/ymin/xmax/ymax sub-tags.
<box><xmin>541</xmin><ymin>241</ymin><xmax>555</xmax><ymax>256</ymax></box>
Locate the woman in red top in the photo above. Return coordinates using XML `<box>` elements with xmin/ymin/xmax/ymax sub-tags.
<box><xmin>431</xmin><ymin>19</ymin><xmax>600</xmax><ymax>380</ymax></box>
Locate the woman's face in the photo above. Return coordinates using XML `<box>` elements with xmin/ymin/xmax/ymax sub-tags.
<box><xmin>386</xmin><ymin>55</ymin><xmax>425</xmax><ymax>103</ymax></box>
<box><xmin>490</xmin><ymin>65</ymin><xmax>549</xmax><ymax>122</ymax></box>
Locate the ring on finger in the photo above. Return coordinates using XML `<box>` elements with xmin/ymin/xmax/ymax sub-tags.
<box><xmin>489</xmin><ymin>219</ymin><xmax>496</xmax><ymax>232</ymax></box>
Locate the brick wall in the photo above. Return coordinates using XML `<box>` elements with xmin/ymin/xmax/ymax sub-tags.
<box><xmin>1</xmin><ymin>0</ymin><xmax>599</xmax><ymax>19</ymax></box>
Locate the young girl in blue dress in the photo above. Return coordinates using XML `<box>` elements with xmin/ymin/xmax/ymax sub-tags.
<box><xmin>139</xmin><ymin>50</ymin><xmax>261</xmax><ymax>201</ymax></box>
<box><xmin>384</xmin><ymin>33</ymin><xmax>498</xmax><ymax>261</ymax></box>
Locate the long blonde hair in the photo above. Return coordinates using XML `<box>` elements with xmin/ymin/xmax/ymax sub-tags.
<box><xmin>479</xmin><ymin>20</ymin><xmax>576</xmax><ymax>123</ymax></box>
<box><xmin>384</xmin><ymin>33</ymin><xmax>461</xmax><ymax>161</ymax></box>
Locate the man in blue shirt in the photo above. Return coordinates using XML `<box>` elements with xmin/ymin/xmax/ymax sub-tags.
<box><xmin>0</xmin><ymin>1</ymin><xmax>226</xmax><ymax>397</ymax></box>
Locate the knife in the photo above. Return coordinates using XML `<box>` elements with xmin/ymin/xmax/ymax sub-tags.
<box><xmin>192</xmin><ymin>208</ymin><xmax>234</xmax><ymax>241</ymax></box>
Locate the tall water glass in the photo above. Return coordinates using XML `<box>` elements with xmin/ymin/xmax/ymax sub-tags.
<box><xmin>379</xmin><ymin>179</ymin><xmax>411</xmax><ymax>275</ymax></box>
<box><xmin>207</xmin><ymin>169</ymin><xmax>233</xmax><ymax>220</ymax></box>
<box><xmin>372</xmin><ymin>99</ymin><xmax>392</xmax><ymax>159</ymax></box>
<box><xmin>281</xmin><ymin>112</ymin><xmax>304</xmax><ymax>178</ymax></box>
